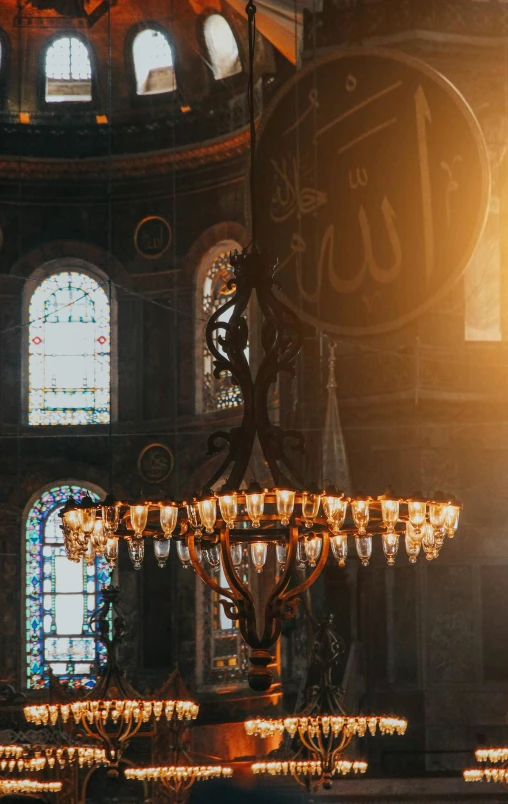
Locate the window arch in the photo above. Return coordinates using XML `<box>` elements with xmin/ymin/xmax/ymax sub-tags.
<box><xmin>195</xmin><ymin>242</ymin><xmax>246</xmax><ymax>414</ymax></box>
<box><xmin>28</xmin><ymin>270</ymin><xmax>111</xmax><ymax>426</ymax></box>
<box><xmin>45</xmin><ymin>36</ymin><xmax>92</xmax><ymax>103</ymax></box>
<box><xmin>25</xmin><ymin>482</ymin><xmax>109</xmax><ymax>690</ymax></box>
<box><xmin>132</xmin><ymin>29</ymin><xmax>176</xmax><ymax>96</ymax></box>
<box><xmin>204</xmin><ymin>15</ymin><xmax>241</xmax><ymax>80</ymax></box>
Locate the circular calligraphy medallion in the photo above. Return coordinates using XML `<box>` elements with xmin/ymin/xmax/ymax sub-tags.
<box><xmin>255</xmin><ymin>48</ymin><xmax>490</xmax><ymax>335</ymax></box>
<box><xmin>134</xmin><ymin>216</ymin><xmax>172</xmax><ymax>260</ymax></box>
<box><xmin>137</xmin><ymin>443</ymin><xmax>174</xmax><ymax>484</ymax></box>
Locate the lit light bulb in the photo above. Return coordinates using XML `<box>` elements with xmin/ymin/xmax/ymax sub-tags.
<box><xmin>245</xmin><ymin>482</ymin><xmax>265</xmax><ymax>528</ymax></box>
<box><xmin>251</xmin><ymin>541</ymin><xmax>268</xmax><ymax>573</ymax></box>
<box><xmin>177</xmin><ymin>540</ymin><xmax>192</xmax><ymax>569</ymax></box>
<box><xmin>204</xmin><ymin>544</ymin><xmax>220</xmax><ymax>568</ymax></box>
<box><xmin>422</xmin><ymin>522</ymin><xmax>435</xmax><ymax>560</ymax></box>
<box><xmin>380</xmin><ymin>490</ymin><xmax>399</xmax><ymax>531</ymax></box>
<box><xmin>80</xmin><ymin>496</ymin><xmax>96</xmax><ymax>536</ymax></box>
<box><xmin>92</xmin><ymin>519</ymin><xmax>107</xmax><ymax>556</ymax></box>
<box><xmin>64</xmin><ymin>507</ymin><xmax>82</xmax><ymax>533</ymax></box>
<box><xmin>444</xmin><ymin>502</ymin><xmax>460</xmax><ymax>538</ymax></box>
<box><xmin>330</xmin><ymin>534</ymin><xmax>348</xmax><ymax>567</ymax></box>
<box><xmin>405</xmin><ymin>522</ymin><xmax>421</xmax><ymax>563</ymax></box>
<box><xmin>160</xmin><ymin>505</ymin><xmax>178</xmax><ymax>537</ymax></box>
<box><xmin>85</xmin><ymin>538</ymin><xmax>95</xmax><ymax>566</ymax></box>
<box><xmin>302</xmin><ymin>490</ymin><xmax>320</xmax><ymax>527</ymax></box>
<box><xmin>351</xmin><ymin>498</ymin><xmax>369</xmax><ymax>535</ymax></box>
<box><xmin>304</xmin><ymin>534</ymin><xmax>322</xmax><ymax>567</ymax></box>
<box><xmin>429</xmin><ymin>501</ymin><xmax>446</xmax><ymax>530</ymax></box>
<box><xmin>276</xmin><ymin>542</ymin><xmax>287</xmax><ymax>570</ymax></box>
<box><xmin>128</xmin><ymin>538</ymin><xmax>144</xmax><ymax>570</ymax></box>
<box><xmin>382</xmin><ymin>532</ymin><xmax>399</xmax><ymax>565</ymax></box>
<box><xmin>408</xmin><ymin>496</ymin><xmax>427</xmax><ymax>533</ymax></box>
<box><xmin>355</xmin><ymin>535</ymin><xmax>372</xmax><ymax>566</ymax></box>
<box><xmin>130</xmin><ymin>505</ymin><xmax>148</xmax><ymax>536</ymax></box>
<box><xmin>102</xmin><ymin>498</ymin><xmax>120</xmax><ymax>535</ymax></box>
<box><xmin>230</xmin><ymin>542</ymin><xmax>243</xmax><ymax>568</ymax></box>
<box><xmin>105</xmin><ymin>536</ymin><xmax>118</xmax><ymax>568</ymax></box>
<box><xmin>219</xmin><ymin>493</ymin><xmax>237</xmax><ymax>528</ymax></box>
<box><xmin>154</xmin><ymin>538</ymin><xmax>171</xmax><ymax>568</ymax></box>
<box><xmin>322</xmin><ymin>486</ymin><xmax>345</xmax><ymax>525</ymax></box>
<box><xmin>276</xmin><ymin>488</ymin><xmax>295</xmax><ymax>525</ymax></box>
<box><xmin>198</xmin><ymin>497</ymin><xmax>217</xmax><ymax>534</ymax></box>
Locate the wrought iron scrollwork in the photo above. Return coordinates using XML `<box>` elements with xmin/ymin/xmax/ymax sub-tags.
<box><xmin>205</xmin><ymin>249</ymin><xmax>305</xmax><ymax>490</ymax></box>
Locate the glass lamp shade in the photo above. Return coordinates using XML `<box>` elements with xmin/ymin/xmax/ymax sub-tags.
<box><xmin>230</xmin><ymin>542</ymin><xmax>243</xmax><ymax>567</ymax></box>
<box><xmin>128</xmin><ymin>538</ymin><xmax>144</xmax><ymax>570</ymax></box>
<box><xmin>331</xmin><ymin>533</ymin><xmax>348</xmax><ymax>567</ymax></box>
<box><xmin>351</xmin><ymin>499</ymin><xmax>369</xmax><ymax>535</ymax></box>
<box><xmin>204</xmin><ymin>544</ymin><xmax>221</xmax><ymax>568</ymax></box>
<box><xmin>154</xmin><ymin>538</ymin><xmax>171</xmax><ymax>568</ymax></box>
<box><xmin>103</xmin><ymin>504</ymin><xmax>120</xmax><ymax>535</ymax></box>
<box><xmin>251</xmin><ymin>541</ymin><xmax>268</xmax><ymax>572</ymax></box>
<box><xmin>422</xmin><ymin>522</ymin><xmax>436</xmax><ymax>560</ymax></box>
<box><xmin>276</xmin><ymin>542</ymin><xmax>287</xmax><ymax>569</ymax></box>
<box><xmin>329</xmin><ymin>500</ymin><xmax>348</xmax><ymax>534</ymax></box>
<box><xmin>381</xmin><ymin>498</ymin><xmax>399</xmax><ymax>531</ymax></box>
<box><xmin>219</xmin><ymin>493</ymin><xmax>237</xmax><ymax>527</ymax></box>
<box><xmin>186</xmin><ymin>503</ymin><xmax>201</xmax><ymax>532</ymax></box>
<box><xmin>355</xmin><ymin>535</ymin><xmax>372</xmax><ymax>566</ymax></box>
<box><xmin>408</xmin><ymin>500</ymin><xmax>426</xmax><ymax>531</ymax></box>
<box><xmin>297</xmin><ymin>538</ymin><xmax>307</xmax><ymax>568</ymax></box>
<box><xmin>85</xmin><ymin>538</ymin><xmax>95</xmax><ymax>566</ymax></box>
<box><xmin>246</xmin><ymin>487</ymin><xmax>265</xmax><ymax>527</ymax></box>
<box><xmin>105</xmin><ymin>536</ymin><xmax>119</xmax><ymax>567</ymax></box>
<box><xmin>302</xmin><ymin>492</ymin><xmax>320</xmax><ymax>526</ymax></box>
<box><xmin>177</xmin><ymin>540</ymin><xmax>192</xmax><ymax>568</ymax></box>
<box><xmin>382</xmin><ymin>532</ymin><xmax>399</xmax><ymax>565</ymax></box>
<box><xmin>444</xmin><ymin>503</ymin><xmax>460</xmax><ymax>537</ymax></box>
<box><xmin>81</xmin><ymin>499</ymin><xmax>96</xmax><ymax>536</ymax></box>
<box><xmin>429</xmin><ymin>502</ymin><xmax>446</xmax><ymax>529</ymax></box>
<box><xmin>276</xmin><ymin>489</ymin><xmax>295</xmax><ymax>525</ymax></box>
<box><xmin>304</xmin><ymin>534</ymin><xmax>322</xmax><ymax>567</ymax></box>
<box><xmin>130</xmin><ymin>505</ymin><xmax>148</xmax><ymax>535</ymax></box>
<box><xmin>160</xmin><ymin>505</ymin><xmax>178</xmax><ymax>536</ymax></box>
<box><xmin>92</xmin><ymin>519</ymin><xmax>107</xmax><ymax>555</ymax></box>
<box><xmin>405</xmin><ymin>522</ymin><xmax>421</xmax><ymax>563</ymax></box>
<box><xmin>64</xmin><ymin>507</ymin><xmax>83</xmax><ymax>532</ymax></box>
<box><xmin>198</xmin><ymin>498</ymin><xmax>217</xmax><ymax>533</ymax></box>
<box><xmin>322</xmin><ymin>490</ymin><xmax>344</xmax><ymax>524</ymax></box>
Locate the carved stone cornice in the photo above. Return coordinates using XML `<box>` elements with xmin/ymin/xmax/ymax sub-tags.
<box><xmin>0</xmin><ymin>128</ymin><xmax>249</xmax><ymax>182</ymax></box>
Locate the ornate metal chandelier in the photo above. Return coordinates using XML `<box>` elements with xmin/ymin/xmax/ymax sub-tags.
<box><xmin>59</xmin><ymin>0</ymin><xmax>461</xmax><ymax>694</ymax></box>
<box><xmin>0</xmin><ymin>743</ymin><xmax>106</xmax><ymax>772</ymax></box>
<box><xmin>24</xmin><ymin>587</ymin><xmax>198</xmax><ymax>772</ymax></box>
<box><xmin>464</xmin><ymin>747</ymin><xmax>508</xmax><ymax>786</ymax></box>
<box><xmin>246</xmin><ymin>617</ymin><xmax>407</xmax><ymax>791</ymax></box>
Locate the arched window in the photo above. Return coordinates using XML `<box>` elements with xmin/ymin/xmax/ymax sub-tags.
<box><xmin>28</xmin><ymin>270</ymin><xmax>111</xmax><ymax>426</ymax></box>
<box><xmin>204</xmin><ymin>15</ymin><xmax>241</xmax><ymax>80</ymax></box>
<box><xmin>133</xmin><ymin>29</ymin><xmax>176</xmax><ymax>96</ymax></box>
<box><xmin>45</xmin><ymin>36</ymin><xmax>92</xmax><ymax>103</ymax></box>
<box><xmin>196</xmin><ymin>243</ymin><xmax>247</xmax><ymax>413</ymax></box>
<box><xmin>25</xmin><ymin>483</ymin><xmax>109</xmax><ymax>690</ymax></box>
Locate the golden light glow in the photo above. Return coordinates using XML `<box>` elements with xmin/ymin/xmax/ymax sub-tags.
<box><xmin>464</xmin><ymin>767</ymin><xmax>508</xmax><ymax>783</ymax></box>
<box><xmin>475</xmin><ymin>748</ymin><xmax>508</xmax><ymax>764</ymax></box>
<box><xmin>125</xmin><ymin>765</ymin><xmax>233</xmax><ymax>782</ymax></box>
<box><xmin>0</xmin><ymin>744</ymin><xmax>106</xmax><ymax>771</ymax></box>
<box><xmin>24</xmin><ymin>699</ymin><xmax>199</xmax><ymax>728</ymax></box>
<box><xmin>251</xmin><ymin>759</ymin><xmax>367</xmax><ymax>777</ymax></box>
<box><xmin>0</xmin><ymin>780</ymin><xmax>62</xmax><ymax>794</ymax></box>
<box><xmin>245</xmin><ymin>715</ymin><xmax>407</xmax><ymax>739</ymax></box>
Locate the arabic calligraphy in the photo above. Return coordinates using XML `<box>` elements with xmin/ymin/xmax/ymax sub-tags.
<box><xmin>255</xmin><ymin>50</ymin><xmax>489</xmax><ymax>335</ymax></box>
<box><xmin>134</xmin><ymin>216</ymin><xmax>172</xmax><ymax>260</ymax></box>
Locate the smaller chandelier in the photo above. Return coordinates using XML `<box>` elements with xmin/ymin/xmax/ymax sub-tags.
<box><xmin>464</xmin><ymin>746</ymin><xmax>508</xmax><ymax>786</ymax></box>
<box><xmin>0</xmin><ymin>779</ymin><xmax>62</xmax><ymax>795</ymax></box>
<box><xmin>246</xmin><ymin>616</ymin><xmax>407</xmax><ymax>791</ymax></box>
<box><xmin>24</xmin><ymin>587</ymin><xmax>198</xmax><ymax>771</ymax></box>
<box><xmin>0</xmin><ymin>744</ymin><xmax>106</xmax><ymax>772</ymax></box>
<box><xmin>125</xmin><ymin>765</ymin><xmax>233</xmax><ymax>799</ymax></box>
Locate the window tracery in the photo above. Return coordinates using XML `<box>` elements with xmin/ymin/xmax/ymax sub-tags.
<box><xmin>45</xmin><ymin>36</ymin><xmax>92</xmax><ymax>103</ymax></box>
<box><xmin>133</xmin><ymin>29</ymin><xmax>176</xmax><ymax>95</ymax></box>
<box><xmin>201</xmin><ymin>249</ymin><xmax>245</xmax><ymax>412</ymax></box>
<box><xmin>28</xmin><ymin>270</ymin><xmax>111</xmax><ymax>426</ymax></box>
<box><xmin>204</xmin><ymin>15</ymin><xmax>241</xmax><ymax>80</ymax></box>
<box><xmin>25</xmin><ymin>484</ymin><xmax>109</xmax><ymax>690</ymax></box>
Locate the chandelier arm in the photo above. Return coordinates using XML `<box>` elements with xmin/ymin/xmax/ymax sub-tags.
<box><xmin>220</xmin><ymin>527</ymin><xmax>263</xmax><ymax>648</ymax></box>
<box><xmin>297</xmin><ymin>727</ymin><xmax>321</xmax><ymax>756</ymax></box>
<box><xmin>187</xmin><ymin>531</ymin><xmax>236</xmax><ymax>601</ymax></box>
<box><xmin>260</xmin><ymin>525</ymin><xmax>300</xmax><ymax>645</ymax></box>
<box><xmin>281</xmin><ymin>532</ymin><xmax>330</xmax><ymax>603</ymax></box>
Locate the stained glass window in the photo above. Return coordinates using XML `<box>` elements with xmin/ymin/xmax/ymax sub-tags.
<box><xmin>204</xmin><ymin>15</ymin><xmax>241</xmax><ymax>80</ymax></box>
<box><xmin>28</xmin><ymin>271</ymin><xmax>110</xmax><ymax>426</ymax></box>
<box><xmin>25</xmin><ymin>484</ymin><xmax>110</xmax><ymax>690</ymax></box>
<box><xmin>133</xmin><ymin>29</ymin><xmax>176</xmax><ymax>95</ymax></box>
<box><xmin>45</xmin><ymin>37</ymin><xmax>92</xmax><ymax>102</ymax></box>
<box><xmin>202</xmin><ymin>251</ymin><xmax>246</xmax><ymax>412</ymax></box>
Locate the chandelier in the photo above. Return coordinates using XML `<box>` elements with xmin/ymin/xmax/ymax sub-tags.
<box><xmin>59</xmin><ymin>0</ymin><xmax>461</xmax><ymax>694</ymax></box>
<box><xmin>0</xmin><ymin>779</ymin><xmax>62</xmax><ymax>795</ymax></box>
<box><xmin>464</xmin><ymin>746</ymin><xmax>508</xmax><ymax>787</ymax></box>
<box><xmin>0</xmin><ymin>743</ymin><xmax>106</xmax><ymax>772</ymax></box>
<box><xmin>24</xmin><ymin>587</ymin><xmax>198</xmax><ymax>772</ymax></box>
<box><xmin>245</xmin><ymin>616</ymin><xmax>406</xmax><ymax>791</ymax></box>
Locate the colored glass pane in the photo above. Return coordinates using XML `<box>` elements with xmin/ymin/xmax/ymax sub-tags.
<box><xmin>25</xmin><ymin>484</ymin><xmax>109</xmax><ymax>690</ymax></box>
<box><xmin>28</xmin><ymin>271</ymin><xmax>110</xmax><ymax>425</ymax></box>
<box><xmin>202</xmin><ymin>252</ymin><xmax>246</xmax><ymax>412</ymax></box>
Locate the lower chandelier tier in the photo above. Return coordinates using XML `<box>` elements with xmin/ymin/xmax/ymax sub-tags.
<box><xmin>252</xmin><ymin>759</ymin><xmax>367</xmax><ymax>777</ymax></box>
<box><xmin>125</xmin><ymin>764</ymin><xmax>233</xmax><ymax>801</ymax></box>
<box><xmin>0</xmin><ymin>743</ymin><xmax>106</xmax><ymax>771</ymax></box>
<box><xmin>0</xmin><ymin>779</ymin><xmax>62</xmax><ymax>794</ymax></box>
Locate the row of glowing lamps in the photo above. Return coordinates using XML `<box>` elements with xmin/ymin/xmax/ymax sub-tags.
<box><xmin>464</xmin><ymin>747</ymin><xmax>508</xmax><ymax>785</ymax></box>
<box><xmin>61</xmin><ymin>488</ymin><xmax>461</xmax><ymax>570</ymax></box>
